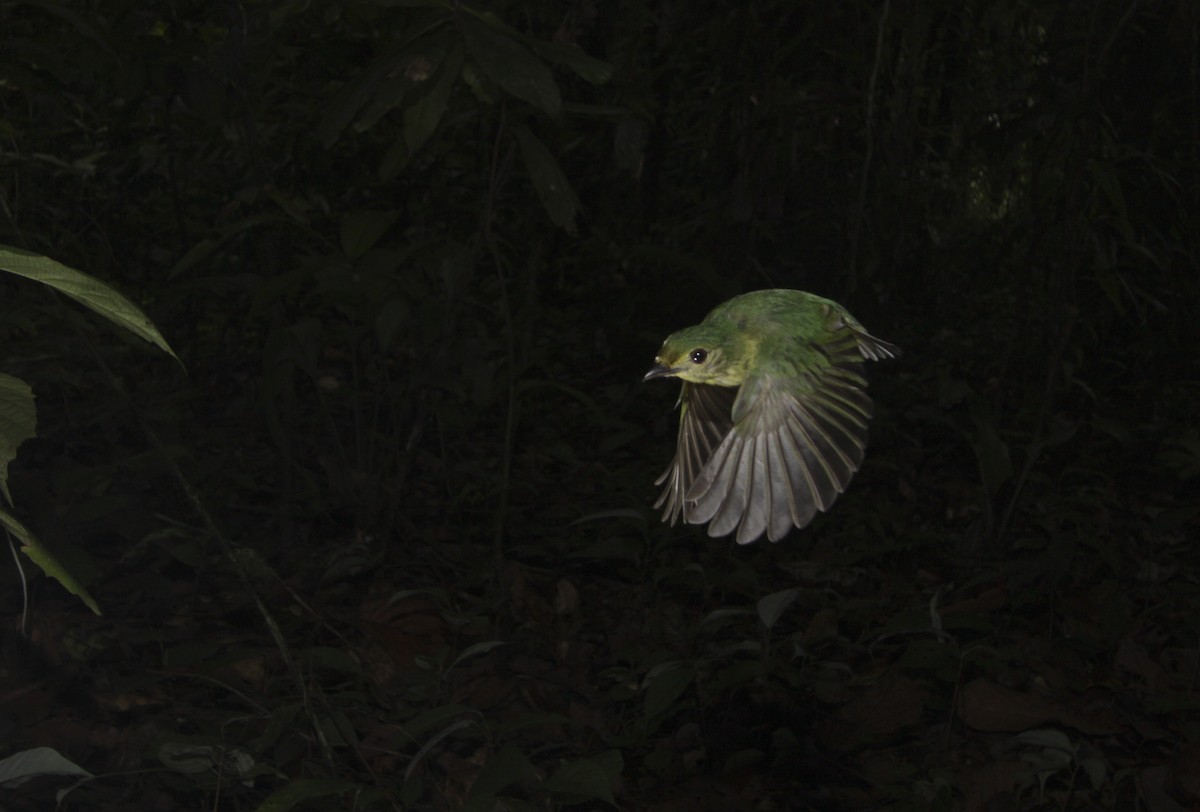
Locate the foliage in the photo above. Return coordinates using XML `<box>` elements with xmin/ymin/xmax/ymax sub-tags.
<box><xmin>0</xmin><ymin>245</ymin><xmax>178</xmax><ymax>615</ymax></box>
<box><xmin>0</xmin><ymin>0</ymin><xmax>1196</xmax><ymax>809</ymax></box>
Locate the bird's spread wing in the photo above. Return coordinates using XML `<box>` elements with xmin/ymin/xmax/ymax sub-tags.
<box><xmin>851</xmin><ymin>330</ymin><xmax>899</xmax><ymax>362</ymax></box>
<box><xmin>654</xmin><ymin>382</ymin><xmax>736</xmax><ymax>525</ymax></box>
<box><xmin>684</xmin><ymin>333</ymin><xmax>875</xmax><ymax>544</ymax></box>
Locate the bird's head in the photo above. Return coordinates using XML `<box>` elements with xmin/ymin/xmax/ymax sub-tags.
<box><xmin>643</xmin><ymin>325</ymin><xmax>749</xmax><ymax>387</ymax></box>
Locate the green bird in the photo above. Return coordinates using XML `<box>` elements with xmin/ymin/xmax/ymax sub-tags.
<box><xmin>644</xmin><ymin>289</ymin><xmax>897</xmax><ymax>544</ymax></box>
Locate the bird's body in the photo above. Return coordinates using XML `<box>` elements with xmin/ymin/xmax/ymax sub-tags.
<box><xmin>644</xmin><ymin>289</ymin><xmax>897</xmax><ymax>544</ymax></box>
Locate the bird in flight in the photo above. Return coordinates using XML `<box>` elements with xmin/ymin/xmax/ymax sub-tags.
<box><xmin>644</xmin><ymin>289</ymin><xmax>897</xmax><ymax>544</ymax></box>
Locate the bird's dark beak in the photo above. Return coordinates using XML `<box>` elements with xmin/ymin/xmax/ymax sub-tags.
<box><xmin>642</xmin><ymin>364</ymin><xmax>678</xmax><ymax>382</ymax></box>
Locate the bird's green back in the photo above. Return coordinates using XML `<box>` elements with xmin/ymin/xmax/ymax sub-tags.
<box><xmin>657</xmin><ymin>289</ymin><xmax>859</xmax><ymax>387</ymax></box>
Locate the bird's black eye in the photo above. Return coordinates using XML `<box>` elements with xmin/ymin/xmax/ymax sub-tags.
<box><xmin>690</xmin><ymin>349</ymin><xmax>708</xmax><ymax>364</ymax></box>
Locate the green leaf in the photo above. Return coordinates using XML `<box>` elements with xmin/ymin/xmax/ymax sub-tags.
<box><xmin>513</xmin><ymin>123</ymin><xmax>580</xmax><ymax>234</ymax></box>
<box><xmin>459</xmin><ymin>14</ymin><xmax>561</xmax><ymax>116</ymax></box>
<box><xmin>0</xmin><ymin>373</ymin><xmax>36</xmax><ymax>506</ymax></box>
<box><xmin>0</xmin><ymin>245</ymin><xmax>178</xmax><ymax>362</ymax></box>
<box><xmin>403</xmin><ymin>45</ymin><xmax>463</xmax><ymax>153</ymax></box>
<box><xmin>642</xmin><ymin>661</ymin><xmax>694</xmax><ymax>720</ymax></box>
<box><xmin>757</xmin><ymin>588</ymin><xmax>801</xmax><ymax>630</ymax></box>
<box><xmin>317</xmin><ymin>16</ymin><xmax>453</xmax><ymax>147</ymax></box>
<box><xmin>379</xmin><ymin>44</ymin><xmax>465</xmax><ymax>180</ymax></box>
<box><xmin>318</xmin><ymin>59</ymin><xmax>386</xmax><ymax>146</ymax></box>
<box><xmin>544</xmin><ymin>750</ymin><xmax>622</xmax><ymax>806</ymax></box>
<box><xmin>528</xmin><ymin>40</ymin><xmax>613</xmax><ymax>85</ymax></box>
<box><xmin>0</xmin><ymin>509</ymin><xmax>101</xmax><ymax>615</ymax></box>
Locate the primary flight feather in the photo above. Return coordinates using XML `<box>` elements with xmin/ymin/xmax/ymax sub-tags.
<box><xmin>644</xmin><ymin>289</ymin><xmax>897</xmax><ymax>544</ymax></box>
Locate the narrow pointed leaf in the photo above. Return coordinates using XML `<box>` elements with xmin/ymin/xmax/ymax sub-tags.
<box><xmin>0</xmin><ymin>509</ymin><xmax>101</xmax><ymax>615</ymax></box>
<box><xmin>459</xmin><ymin>14</ymin><xmax>560</xmax><ymax>116</ymax></box>
<box><xmin>403</xmin><ymin>45</ymin><xmax>462</xmax><ymax>152</ymax></box>
<box><xmin>0</xmin><ymin>245</ymin><xmax>178</xmax><ymax>362</ymax></box>
<box><xmin>513</xmin><ymin>123</ymin><xmax>580</xmax><ymax>234</ymax></box>
<box><xmin>528</xmin><ymin>40</ymin><xmax>613</xmax><ymax>85</ymax></box>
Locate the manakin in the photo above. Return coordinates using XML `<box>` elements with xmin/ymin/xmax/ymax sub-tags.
<box><xmin>644</xmin><ymin>289</ymin><xmax>897</xmax><ymax>544</ymax></box>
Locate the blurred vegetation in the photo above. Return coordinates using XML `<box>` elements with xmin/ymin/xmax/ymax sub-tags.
<box><xmin>0</xmin><ymin>0</ymin><xmax>1196</xmax><ymax>809</ymax></box>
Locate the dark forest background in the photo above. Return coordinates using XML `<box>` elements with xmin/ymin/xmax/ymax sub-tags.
<box><xmin>1</xmin><ymin>0</ymin><xmax>1198</xmax><ymax>809</ymax></box>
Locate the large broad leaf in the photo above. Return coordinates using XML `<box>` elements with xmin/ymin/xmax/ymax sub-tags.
<box><xmin>379</xmin><ymin>41</ymin><xmax>463</xmax><ymax>181</ymax></box>
<box><xmin>403</xmin><ymin>45</ymin><xmax>464</xmax><ymax>153</ymax></box>
<box><xmin>0</xmin><ymin>373</ymin><xmax>36</xmax><ymax>506</ymax></box>
<box><xmin>459</xmin><ymin>13</ymin><xmax>561</xmax><ymax>117</ymax></box>
<box><xmin>513</xmin><ymin>123</ymin><xmax>580</xmax><ymax>235</ymax></box>
<box><xmin>0</xmin><ymin>245</ymin><xmax>179</xmax><ymax>362</ymax></box>
<box><xmin>0</xmin><ymin>508</ymin><xmax>101</xmax><ymax>615</ymax></box>
<box><xmin>354</xmin><ymin>25</ymin><xmax>457</xmax><ymax>134</ymax></box>
<box><xmin>316</xmin><ymin>15</ymin><xmax>454</xmax><ymax>147</ymax></box>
